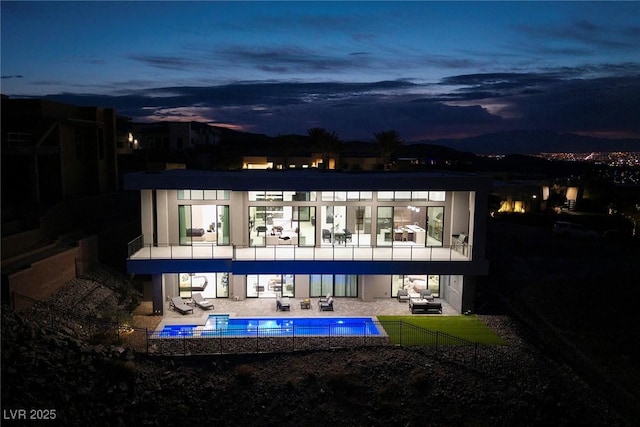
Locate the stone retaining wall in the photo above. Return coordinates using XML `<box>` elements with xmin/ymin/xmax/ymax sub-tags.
<box><xmin>148</xmin><ymin>334</ymin><xmax>391</xmax><ymax>356</ymax></box>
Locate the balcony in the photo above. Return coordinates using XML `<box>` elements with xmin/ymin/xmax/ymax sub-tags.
<box><xmin>127</xmin><ymin>237</ymin><xmax>472</xmax><ymax>262</ymax></box>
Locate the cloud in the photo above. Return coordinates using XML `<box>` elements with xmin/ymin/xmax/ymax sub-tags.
<box><xmin>32</xmin><ymin>68</ymin><xmax>640</xmax><ymax>141</ymax></box>
<box><xmin>128</xmin><ymin>54</ymin><xmax>205</xmax><ymax>71</ymax></box>
<box><xmin>513</xmin><ymin>19</ymin><xmax>640</xmax><ymax>56</ymax></box>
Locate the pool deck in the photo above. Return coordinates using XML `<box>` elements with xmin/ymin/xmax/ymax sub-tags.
<box><xmin>157</xmin><ymin>296</ymin><xmax>456</xmax><ymax>331</ymax></box>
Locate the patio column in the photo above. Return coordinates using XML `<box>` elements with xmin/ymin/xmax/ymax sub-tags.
<box><xmin>152</xmin><ymin>274</ymin><xmax>163</xmax><ymax>315</ymax></box>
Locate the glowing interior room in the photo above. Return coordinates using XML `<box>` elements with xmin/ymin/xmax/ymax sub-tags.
<box><xmin>125</xmin><ymin>170</ymin><xmax>490</xmax><ymax>315</ymax></box>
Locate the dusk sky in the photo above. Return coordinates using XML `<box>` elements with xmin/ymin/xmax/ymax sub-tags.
<box><xmin>2</xmin><ymin>1</ymin><xmax>639</xmax><ymax>142</ymax></box>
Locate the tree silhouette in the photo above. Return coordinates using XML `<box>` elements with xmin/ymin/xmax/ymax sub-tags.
<box><xmin>307</xmin><ymin>127</ymin><xmax>342</xmax><ymax>169</ymax></box>
<box><xmin>275</xmin><ymin>134</ymin><xmax>298</xmax><ymax>169</ymax></box>
<box><xmin>374</xmin><ymin>130</ymin><xmax>403</xmax><ymax>168</ymax></box>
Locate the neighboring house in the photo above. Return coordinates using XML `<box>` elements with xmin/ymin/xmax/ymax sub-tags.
<box><xmin>132</xmin><ymin>121</ymin><xmax>221</xmax><ymax>152</ymax></box>
<box><xmin>125</xmin><ymin>170</ymin><xmax>490</xmax><ymax>315</ymax></box>
<box><xmin>492</xmin><ymin>179</ymin><xmax>580</xmax><ymax>214</ymax></box>
<box><xmin>1</xmin><ymin>97</ymin><xmax>118</xmax><ymax>217</ymax></box>
<box><xmin>1</xmin><ymin>98</ymin><xmax>134</xmax><ymax>307</ymax></box>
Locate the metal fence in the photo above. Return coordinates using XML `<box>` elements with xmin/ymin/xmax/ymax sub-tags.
<box><xmin>145</xmin><ymin>319</ymin><xmax>521</xmax><ymax>375</ymax></box>
<box><xmin>11</xmin><ymin>292</ymin><xmax>519</xmax><ymax>374</ymax></box>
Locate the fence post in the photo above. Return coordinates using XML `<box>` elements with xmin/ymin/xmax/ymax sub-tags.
<box><xmin>474</xmin><ymin>342</ymin><xmax>478</xmax><ymax>370</ymax></box>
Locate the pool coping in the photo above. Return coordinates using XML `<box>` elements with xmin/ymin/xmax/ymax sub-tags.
<box><xmin>154</xmin><ymin>314</ymin><xmax>387</xmax><ymax>337</ymax></box>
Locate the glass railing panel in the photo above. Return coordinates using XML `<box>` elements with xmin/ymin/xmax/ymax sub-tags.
<box><xmin>127</xmin><ymin>243</ymin><xmax>472</xmax><ymax>262</ymax></box>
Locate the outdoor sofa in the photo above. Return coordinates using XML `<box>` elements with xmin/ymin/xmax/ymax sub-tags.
<box><xmin>409</xmin><ymin>299</ymin><xmax>442</xmax><ymax>314</ymax></box>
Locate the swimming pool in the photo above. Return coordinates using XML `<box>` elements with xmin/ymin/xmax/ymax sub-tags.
<box><xmin>159</xmin><ymin>315</ymin><xmax>382</xmax><ymax>337</ymax></box>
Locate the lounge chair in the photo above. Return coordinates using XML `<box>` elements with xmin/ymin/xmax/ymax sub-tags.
<box><xmin>397</xmin><ymin>289</ymin><xmax>411</xmax><ymax>302</ymax></box>
<box><xmin>170</xmin><ymin>296</ymin><xmax>194</xmax><ymax>315</ymax></box>
<box><xmin>276</xmin><ymin>296</ymin><xmax>291</xmax><ymax>311</ymax></box>
<box><xmin>319</xmin><ymin>296</ymin><xmax>334</xmax><ymax>311</ymax></box>
<box><xmin>192</xmin><ymin>293</ymin><xmax>214</xmax><ymax>310</ymax></box>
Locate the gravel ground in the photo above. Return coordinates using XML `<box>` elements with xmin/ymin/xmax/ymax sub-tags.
<box><xmin>1</xmin><ymin>271</ymin><xmax>634</xmax><ymax>426</ymax></box>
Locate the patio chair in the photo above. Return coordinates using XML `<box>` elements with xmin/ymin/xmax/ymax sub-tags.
<box><xmin>397</xmin><ymin>289</ymin><xmax>411</xmax><ymax>302</ymax></box>
<box><xmin>322</xmin><ymin>229</ymin><xmax>332</xmax><ymax>243</ymax></box>
<box><xmin>170</xmin><ymin>296</ymin><xmax>194</xmax><ymax>315</ymax></box>
<box><xmin>276</xmin><ymin>296</ymin><xmax>291</xmax><ymax>311</ymax></box>
<box><xmin>319</xmin><ymin>293</ymin><xmax>331</xmax><ymax>303</ymax></box>
<box><xmin>192</xmin><ymin>293</ymin><xmax>214</xmax><ymax>310</ymax></box>
<box><xmin>319</xmin><ymin>296</ymin><xmax>334</xmax><ymax>311</ymax></box>
<box><xmin>419</xmin><ymin>289</ymin><xmax>434</xmax><ymax>301</ymax></box>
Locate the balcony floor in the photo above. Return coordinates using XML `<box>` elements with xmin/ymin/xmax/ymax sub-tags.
<box><xmin>130</xmin><ymin>244</ymin><xmax>470</xmax><ymax>262</ymax></box>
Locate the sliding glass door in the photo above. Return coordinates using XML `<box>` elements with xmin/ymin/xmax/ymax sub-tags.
<box><xmin>178</xmin><ymin>205</ymin><xmax>193</xmax><ymax>245</ymax></box>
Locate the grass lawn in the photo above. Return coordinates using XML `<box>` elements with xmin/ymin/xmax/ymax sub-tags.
<box><xmin>377</xmin><ymin>315</ymin><xmax>506</xmax><ymax>346</ymax></box>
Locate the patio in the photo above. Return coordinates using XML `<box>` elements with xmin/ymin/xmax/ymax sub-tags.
<box><xmin>156</xmin><ymin>296</ymin><xmax>457</xmax><ymax>331</ymax></box>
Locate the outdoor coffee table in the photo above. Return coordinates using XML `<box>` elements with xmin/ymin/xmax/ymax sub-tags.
<box><xmin>300</xmin><ymin>299</ymin><xmax>311</xmax><ymax>309</ymax></box>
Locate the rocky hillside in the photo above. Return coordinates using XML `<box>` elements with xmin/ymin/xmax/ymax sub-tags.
<box><xmin>1</xmin><ymin>271</ymin><xmax>634</xmax><ymax>426</ymax></box>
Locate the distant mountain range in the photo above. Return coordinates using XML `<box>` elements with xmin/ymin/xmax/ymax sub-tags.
<box><xmin>213</xmin><ymin>127</ymin><xmax>639</xmax><ymax>156</ymax></box>
<box><xmin>416</xmin><ymin>130</ymin><xmax>640</xmax><ymax>155</ymax></box>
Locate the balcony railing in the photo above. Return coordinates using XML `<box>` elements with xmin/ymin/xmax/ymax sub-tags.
<box><xmin>128</xmin><ymin>237</ymin><xmax>472</xmax><ymax>262</ymax></box>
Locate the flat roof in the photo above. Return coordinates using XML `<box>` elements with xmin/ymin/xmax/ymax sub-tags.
<box><xmin>124</xmin><ymin>169</ymin><xmax>491</xmax><ymax>192</ymax></box>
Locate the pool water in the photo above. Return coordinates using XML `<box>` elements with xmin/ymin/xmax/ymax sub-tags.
<box><xmin>160</xmin><ymin>315</ymin><xmax>381</xmax><ymax>337</ymax></box>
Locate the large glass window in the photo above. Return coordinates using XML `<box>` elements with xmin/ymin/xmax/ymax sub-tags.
<box><xmin>429</xmin><ymin>191</ymin><xmax>446</xmax><ymax>201</ymax></box>
<box><xmin>310</xmin><ymin>275</ymin><xmax>333</xmax><ymax>298</ymax></box>
<box><xmin>294</xmin><ymin>206</ymin><xmax>315</xmax><ymax>246</ymax></box>
<box><xmin>427</xmin><ymin>206</ymin><xmax>444</xmax><ymax>246</ymax></box>
<box><xmin>334</xmin><ymin>275</ymin><xmax>357</xmax><ymax>297</ymax></box>
<box><xmin>378</xmin><ymin>191</ymin><xmax>394</xmax><ymax>201</ymax></box>
<box><xmin>179</xmin><ymin>272</ymin><xmax>229</xmax><ymax>298</ymax></box>
<box><xmin>178</xmin><ymin>189</ymin><xmax>229</xmax><ymax>200</ymax></box>
<box><xmin>247</xmin><ymin>274</ymin><xmax>294</xmax><ymax>298</ymax></box>
<box><xmin>376</xmin><ymin>190</ymin><xmax>446</xmax><ymax>202</ymax></box>
<box><xmin>217</xmin><ymin>205</ymin><xmax>230</xmax><ymax>245</ymax></box>
<box><xmin>310</xmin><ymin>275</ymin><xmax>357</xmax><ymax>297</ymax></box>
<box><xmin>179</xmin><ymin>204</ymin><xmax>228</xmax><ymax>245</ymax></box>
<box><xmin>249</xmin><ymin>206</ymin><xmax>267</xmax><ymax>246</ymax></box>
<box><xmin>392</xmin><ymin>274</ymin><xmax>440</xmax><ymax>298</ymax></box>
<box><xmin>321</xmin><ymin>205</ymin><xmax>347</xmax><ymax>245</ymax></box>
<box><xmin>392</xmin><ymin>206</ymin><xmax>427</xmax><ymax>245</ymax></box>
<box><xmin>347</xmin><ymin>206</ymin><xmax>371</xmax><ymax>246</ymax></box>
<box><xmin>217</xmin><ymin>273</ymin><xmax>229</xmax><ymax>298</ymax></box>
<box><xmin>250</xmin><ymin>206</ymin><xmax>305</xmax><ymax>246</ymax></box>
<box><xmin>377</xmin><ymin>207</ymin><xmax>394</xmax><ymax>246</ymax></box>
<box><xmin>178</xmin><ymin>205</ymin><xmax>193</xmax><ymax>245</ymax></box>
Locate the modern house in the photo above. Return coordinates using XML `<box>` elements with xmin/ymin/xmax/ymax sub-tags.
<box><xmin>124</xmin><ymin>170</ymin><xmax>491</xmax><ymax>315</ymax></box>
